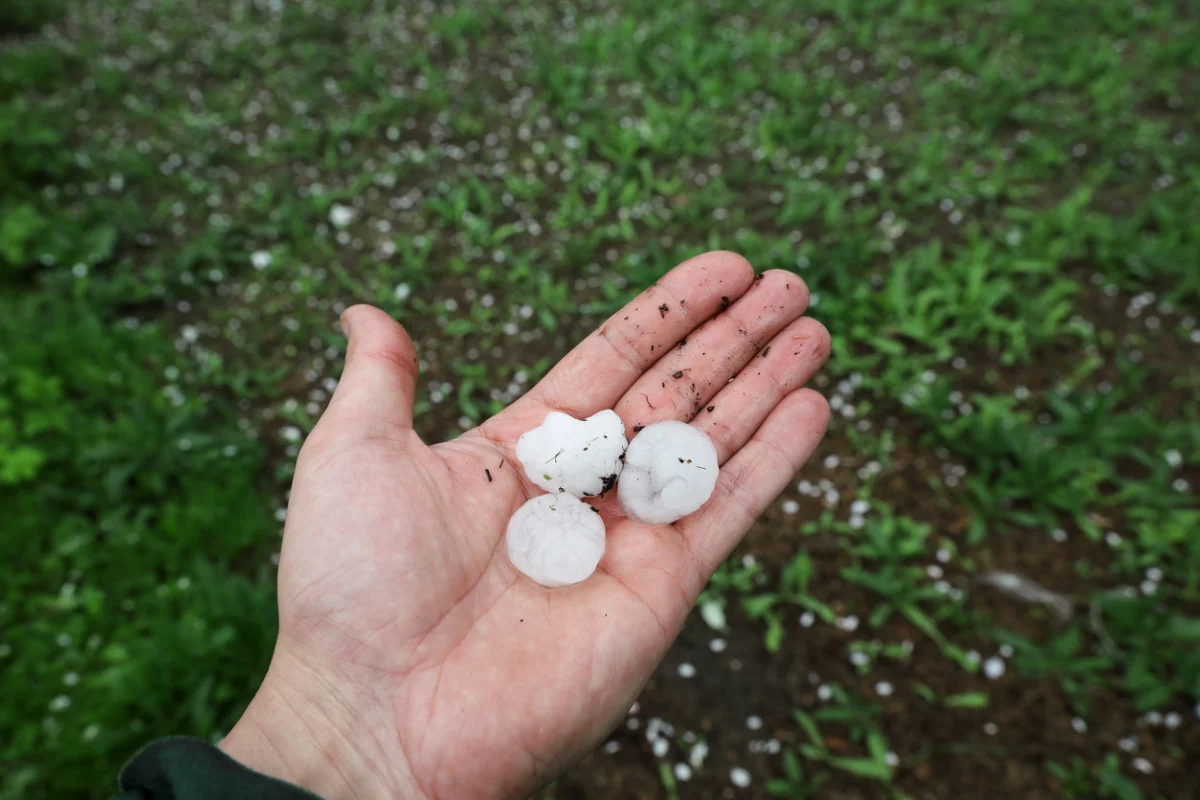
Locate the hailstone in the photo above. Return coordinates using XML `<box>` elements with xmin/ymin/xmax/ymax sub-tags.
<box><xmin>618</xmin><ymin>420</ymin><xmax>719</xmax><ymax>525</ymax></box>
<box><xmin>515</xmin><ymin>410</ymin><xmax>627</xmax><ymax>497</ymax></box>
<box><xmin>506</xmin><ymin>494</ymin><xmax>606</xmax><ymax>587</ymax></box>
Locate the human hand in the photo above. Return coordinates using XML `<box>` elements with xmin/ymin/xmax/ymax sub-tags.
<box><xmin>218</xmin><ymin>251</ymin><xmax>832</xmax><ymax>799</ymax></box>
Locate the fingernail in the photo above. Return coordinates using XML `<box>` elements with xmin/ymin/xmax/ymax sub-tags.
<box><xmin>340</xmin><ymin>314</ymin><xmax>351</xmax><ymax>338</ymax></box>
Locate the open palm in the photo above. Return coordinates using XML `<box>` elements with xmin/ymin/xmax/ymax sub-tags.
<box><xmin>220</xmin><ymin>252</ymin><xmax>831</xmax><ymax>800</ymax></box>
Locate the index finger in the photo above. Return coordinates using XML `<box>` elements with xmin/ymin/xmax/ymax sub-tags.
<box><xmin>506</xmin><ymin>251</ymin><xmax>756</xmax><ymax>420</ymax></box>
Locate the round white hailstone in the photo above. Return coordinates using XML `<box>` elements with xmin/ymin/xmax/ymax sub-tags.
<box><xmin>746</xmin><ymin>715</ymin><xmax>763</xmax><ymax>730</ymax></box>
<box><xmin>516</xmin><ymin>410</ymin><xmax>628</xmax><ymax>498</ymax></box>
<box><xmin>619</xmin><ymin>421</ymin><xmax>719</xmax><ymax>524</ymax></box>
<box><xmin>1164</xmin><ymin>712</ymin><xmax>1181</xmax><ymax>730</ymax></box>
<box><xmin>730</xmin><ymin>767</ymin><xmax>752</xmax><ymax>788</ymax></box>
<box><xmin>1071</xmin><ymin>717</ymin><xmax>1088</xmax><ymax>733</ymax></box>
<box><xmin>983</xmin><ymin>657</ymin><xmax>1006</xmax><ymax>680</ymax></box>
<box><xmin>678</xmin><ymin>662</ymin><xmax>697</xmax><ymax>678</ymax></box>
<box><xmin>710</xmin><ymin>638</ymin><xmax>727</xmax><ymax>653</ymax></box>
<box><xmin>329</xmin><ymin>203</ymin><xmax>355</xmax><ymax>228</ymax></box>
<box><xmin>875</xmin><ymin>681</ymin><xmax>894</xmax><ymax>697</ymax></box>
<box><xmin>674</xmin><ymin>763</ymin><xmax>693</xmax><ymax>781</ymax></box>
<box><xmin>250</xmin><ymin>250</ymin><xmax>273</xmax><ymax>270</ymax></box>
<box><xmin>652</xmin><ymin>739</ymin><xmax>669</xmax><ymax>758</ymax></box>
<box><xmin>799</xmin><ymin>611</ymin><xmax>815</xmax><ymax>628</ymax></box>
<box><xmin>505</xmin><ymin>494</ymin><xmax>605</xmax><ymax>588</ymax></box>
<box><xmin>782</xmin><ymin>499</ymin><xmax>800</xmax><ymax>514</ymax></box>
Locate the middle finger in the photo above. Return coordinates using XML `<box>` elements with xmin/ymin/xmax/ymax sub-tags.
<box><xmin>613</xmin><ymin>270</ymin><xmax>810</xmax><ymax>431</ymax></box>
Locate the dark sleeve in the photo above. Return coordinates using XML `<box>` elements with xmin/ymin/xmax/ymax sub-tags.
<box><xmin>113</xmin><ymin>737</ymin><xmax>325</xmax><ymax>800</ymax></box>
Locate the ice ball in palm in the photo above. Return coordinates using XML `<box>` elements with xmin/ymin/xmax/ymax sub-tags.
<box><xmin>506</xmin><ymin>494</ymin><xmax>606</xmax><ymax>587</ymax></box>
<box><xmin>618</xmin><ymin>421</ymin><xmax>718</xmax><ymax>525</ymax></box>
<box><xmin>516</xmin><ymin>410</ymin><xmax>627</xmax><ymax>498</ymax></box>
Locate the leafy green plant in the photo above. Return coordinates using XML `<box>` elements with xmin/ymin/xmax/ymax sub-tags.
<box><xmin>741</xmin><ymin>551</ymin><xmax>836</xmax><ymax>652</ymax></box>
<box><xmin>766</xmin><ymin>750</ymin><xmax>827</xmax><ymax>798</ymax></box>
<box><xmin>1048</xmin><ymin>754</ymin><xmax>1145</xmax><ymax>800</ymax></box>
<box><xmin>792</xmin><ymin>692</ymin><xmax>894</xmax><ymax>784</ymax></box>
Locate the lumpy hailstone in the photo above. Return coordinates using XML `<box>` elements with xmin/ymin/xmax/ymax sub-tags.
<box><xmin>506</xmin><ymin>494</ymin><xmax>606</xmax><ymax>587</ymax></box>
<box><xmin>619</xmin><ymin>420</ymin><xmax>719</xmax><ymax>524</ymax></box>
<box><xmin>515</xmin><ymin>410</ymin><xmax>627</xmax><ymax>497</ymax></box>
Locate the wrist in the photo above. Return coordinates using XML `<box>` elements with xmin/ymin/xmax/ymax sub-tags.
<box><xmin>220</xmin><ymin>647</ymin><xmax>419</xmax><ymax>800</ymax></box>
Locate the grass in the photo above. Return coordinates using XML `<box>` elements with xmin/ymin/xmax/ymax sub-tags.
<box><xmin>2</xmin><ymin>0</ymin><xmax>1198</xmax><ymax>797</ymax></box>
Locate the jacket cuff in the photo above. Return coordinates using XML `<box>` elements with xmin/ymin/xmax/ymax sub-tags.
<box><xmin>116</xmin><ymin>737</ymin><xmax>325</xmax><ymax>800</ymax></box>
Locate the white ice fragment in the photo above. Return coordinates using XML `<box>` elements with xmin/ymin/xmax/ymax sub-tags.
<box><xmin>700</xmin><ymin>600</ymin><xmax>727</xmax><ymax>631</ymax></box>
<box><xmin>516</xmin><ymin>410</ymin><xmax>627</xmax><ymax>498</ymax></box>
<box><xmin>618</xmin><ymin>421</ymin><xmax>719</xmax><ymax>524</ymax></box>
<box><xmin>505</xmin><ymin>494</ymin><xmax>605</xmax><ymax>587</ymax></box>
<box><xmin>250</xmin><ymin>250</ymin><xmax>272</xmax><ymax>270</ymax></box>
<box><xmin>329</xmin><ymin>203</ymin><xmax>355</xmax><ymax>227</ymax></box>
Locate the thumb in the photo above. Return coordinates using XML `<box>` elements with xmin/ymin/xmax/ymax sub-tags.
<box><xmin>325</xmin><ymin>304</ymin><xmax>420</xmax><ymax>431</ymax></box>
